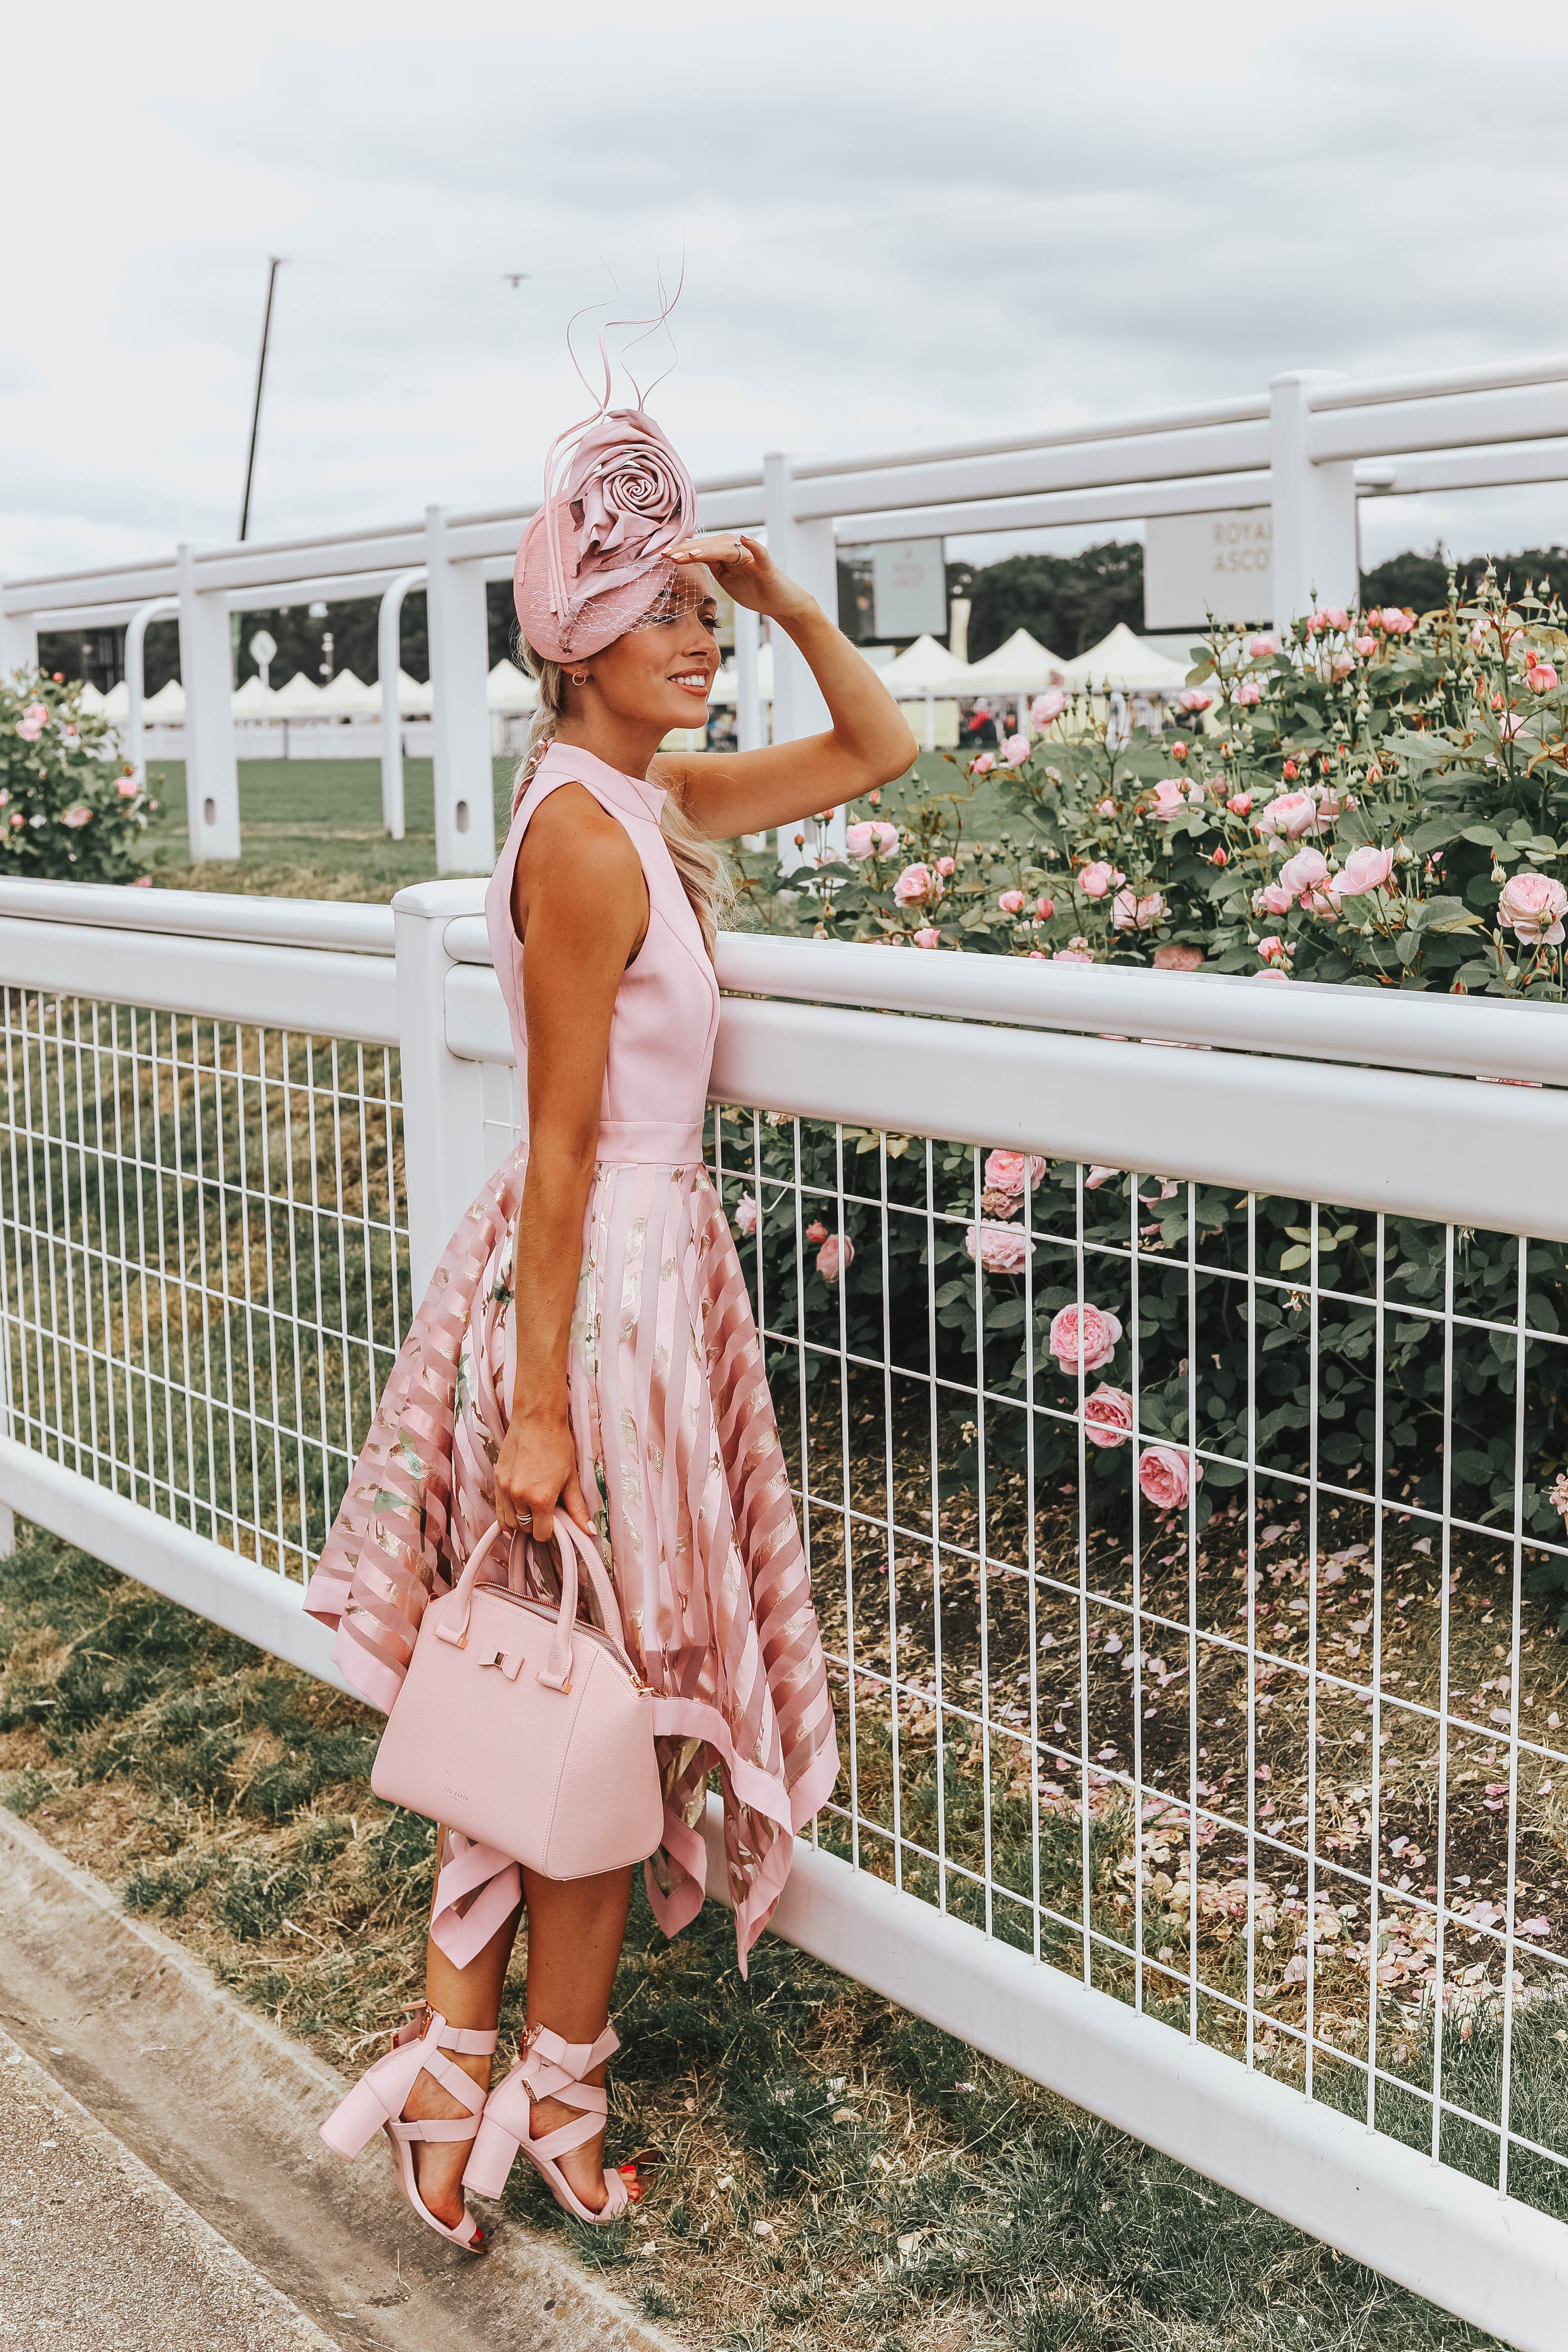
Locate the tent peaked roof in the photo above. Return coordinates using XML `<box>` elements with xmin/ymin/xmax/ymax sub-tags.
<box><xmin>316</xmin><ymin>668</ymin><xmax>379</xmax><ymax>714</ymax></box>
<box><xmin>232</xmin><ymin>675</ymin><xmax>274</xmax><ymax>712</ymax></box>
<box><xmin>269</xmin><ymin>671</ymin><xmax>326</xmax><ymax>717</ymax></box>
<box><xmin>880</xmin><ymin>633</ymin><xmax>973</xmax><ymax>693</ymax></box>
<box><xmin>966</xmin><ymin>627</ymin><xmax>1067</xmax><ymax>689</ymax></box>
<box><xmin>141</xmin><ymin>678</ymin><xmax>186</xmax><ymax>717</ymax></box>
<box><xmin>1060</xmin><ymin>624</ymin><xmax>1192</xmax><ymax>692</ymax></box>
<box><xmin>487</xmin><ymin>659</ymin><xmax>538</xmax><ymax>710</ymax></box>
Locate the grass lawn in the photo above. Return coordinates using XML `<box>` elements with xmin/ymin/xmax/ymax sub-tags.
<box><xmin>137</xmin><ymin>753</ymin><xmax>1010</xmax><ymax>904</ymax></box>
<box><xmin>0</xmin><ymin>1526</ymin><xmax>1516</xmax><ymax>2352</ymax></box>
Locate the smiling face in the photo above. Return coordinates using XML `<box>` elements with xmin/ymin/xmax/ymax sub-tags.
<box><xmin>569</xmin><ymin>569</ymin><xmax>721</xmax><ymax>732</ymax></box>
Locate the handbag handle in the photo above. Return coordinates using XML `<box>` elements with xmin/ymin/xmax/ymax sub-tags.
<box><xmin>436</xmin><ymin>1512</ymin><xmax>634</xmax><ymax>1693</ymax></box>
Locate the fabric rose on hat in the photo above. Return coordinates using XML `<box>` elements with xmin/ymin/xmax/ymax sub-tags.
<box><xmin>514</xmin><ymin>405</ymin><xmax>697</xmax><ymax>662</ymax></box>
<box><xmin>1498</xmin><ymin>870</ymin><xmax>1568</xmax><ymax>946</ymax></box>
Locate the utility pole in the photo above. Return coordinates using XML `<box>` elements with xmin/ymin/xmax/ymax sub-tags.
<box><xmin>239</xmin><ymin>257</ymin><xmax>281</xmax><ymax>543</ymax></box>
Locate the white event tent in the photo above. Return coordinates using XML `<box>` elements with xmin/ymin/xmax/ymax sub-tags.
<box><xmin>1058</xmin><ymin>623</ymin><xmax>1192</xmax><ymax>694</ymax></box>
<box><xmin>879</xmin><ymin>632</ymin><xmax>974</xmax><ymax>753</ymax></box>
<box><xmin>966</xmin><ymin>628</ymin><xmax>1069</xmax><ymax>694</ymax></box>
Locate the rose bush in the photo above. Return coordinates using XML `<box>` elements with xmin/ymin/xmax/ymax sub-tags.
<box><xmin>0</xmin><ymin>670</ymin><xmax>152</xmax><ymax>883</ymax></box>
<box><xmin>723</xmin><ymin>568</ymin><xmax>1568</xmax><ymax>1579</ymax></box>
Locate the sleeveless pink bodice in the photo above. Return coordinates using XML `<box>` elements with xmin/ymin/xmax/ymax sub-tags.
<box><xmin>484</xmin><ymin>741</ymin><xmax>720</xmax><ymax>1165</ymax></box>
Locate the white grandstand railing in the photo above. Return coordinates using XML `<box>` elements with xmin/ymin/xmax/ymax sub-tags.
<box><xmin>6</xmin><ymin>349</ymin><xmax>1568</xmax><ymax>875</ymax></box>
<box><xmin>0</xmin><ymin>873</ymin><xmax>1566</xmax><ymax>2350</ymax></box>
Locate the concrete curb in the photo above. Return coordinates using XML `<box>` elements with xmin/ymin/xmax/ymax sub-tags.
<box><xmin>1</xmin><ymin>2024</ymin><xmax>343</xmax><ymax>2351</ymax></box>
<box><xmin>0</xmin><ymin>1806</ymin><xmax>686</xmax><ymax>2352</ymax></box>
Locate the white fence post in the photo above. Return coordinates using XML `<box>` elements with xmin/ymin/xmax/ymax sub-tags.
<box><xmin>1269</xmin><ymin>371</ymin><xmax>1359</xmax><ymax>629</ymax></box>
<box><xmin>175</xmin><ymin>544</ymin><xmax>241</xmax><ymax>861</ymax></box>
<box><xmin>764</xmin><ymin>451</ymin><xmax>847</xmax><ymax>875</ymax></box>
<box><xmin>425</xmin><ymin>506</ymin><xmax>496</xmax><ymax>878</ymax></box>
<box><xmin>391</xmin><ymin>879</ymin><xmax>491</xmax><ymax>1295</ymax></box>
<box><xmin>734</xmin><ymin>604</ymin><xmax>769</xmax><ymax>849</ymax></box>
<box><xmin>0</xmin><ymin>590</ymin><xmax>38</xmax><ymax>684</ymax></box>
<box><xmin>124</xmin><ymin>597</ymin><xmax>178</xmax><ymax>786</ymax></box>
<box><xmin>378</xmin><ymin>568</ymin><xmax>426</xmax><ymax>842</ymax></box>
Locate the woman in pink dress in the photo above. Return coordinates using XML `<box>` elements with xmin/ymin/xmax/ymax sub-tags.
<box><xmin>305</xmin><ymin>399</ymin><xmax>916</xmax><ymax>2245</ymax></box>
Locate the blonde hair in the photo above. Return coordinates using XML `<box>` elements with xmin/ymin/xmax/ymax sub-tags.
<box><xmin>515</xmin><ymin>639</ymin><xmax>732</xmax><ymax>959</ymax></box>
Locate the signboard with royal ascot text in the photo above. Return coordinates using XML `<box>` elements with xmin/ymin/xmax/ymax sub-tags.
<box><xmin>1143</xmin><ymin>508</ymin><xmax>1272</xmax><ymax>630</ymax></box>
<box><xmin>869</xmin><ymin>539</ymin><xmax>947</xmax><ymax>641</ymax></box>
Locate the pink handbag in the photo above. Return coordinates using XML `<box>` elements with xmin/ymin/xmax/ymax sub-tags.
<box><xmin>370</xmin><ymin>1515</ymin><xmax>663</xmax><ymax>1880</ymax></box>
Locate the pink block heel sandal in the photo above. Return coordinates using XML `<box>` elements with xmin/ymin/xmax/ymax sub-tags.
<box><xmin>320</xmin><ymin>2004</ymin><xmax>497</xmax><ymax>2251</ymax></box>
<box><xmin>464</xmin><ymin>2021</ymin><xmax>629</xmax><ymax>2224</ymax></box>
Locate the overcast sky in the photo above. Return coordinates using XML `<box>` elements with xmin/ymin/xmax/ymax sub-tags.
<box><xmin>7</xmin><ymin>0</ymin><xmax>1568</xmax><ymax>585</ymax></box>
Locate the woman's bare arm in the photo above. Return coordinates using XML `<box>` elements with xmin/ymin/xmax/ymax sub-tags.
<box><xmin>654</xmin><ymin>535</ymin><xmax>918</xmax><ymax>839</ymax></box>
<box><xmin>493</xmin><ymin>785</ymin><xmax>647</xmax><ymax>1545</ymax></box>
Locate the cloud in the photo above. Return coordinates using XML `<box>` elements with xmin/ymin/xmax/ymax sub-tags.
<box><xmin>5</xmin><ymin>0</ymin><xmax>1568</xmax><ymax>574</ymax></box>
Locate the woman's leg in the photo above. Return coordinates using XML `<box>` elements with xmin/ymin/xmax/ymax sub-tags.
<box><xmin>400</xmin><ymin>1896</ymin><xmax>523</xmax><ymax>2229</ymax></box>
<box><xmin>518</xmin><ymin>1862</ymin><xmax>634</xmax><ymax>2212</ymax></box>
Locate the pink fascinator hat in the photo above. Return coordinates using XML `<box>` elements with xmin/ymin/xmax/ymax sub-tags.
<box><xmin>515</xmin><ymin>402</ymin><xmax>698</xmax><ymax>664</ymax></box>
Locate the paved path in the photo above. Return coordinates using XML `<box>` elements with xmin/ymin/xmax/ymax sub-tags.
<box><xmin>0</xmin><ymin>2029</ymin><xmax>340</xmax><ymax>2352</ymax></box>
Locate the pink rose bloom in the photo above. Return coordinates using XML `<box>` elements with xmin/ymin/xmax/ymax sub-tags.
<box><xmin>1527</xmin><ymin>660</ymin><xmax>1560</xmax><ymax>694</ymax></box>
<box><xmin>894</xmin><ymin>861</ymin><xmax>938</xmax><ymax>905</ymax></box>
<box><xmin>1078</xmin><ymin>860</ymin><xmax>1124</xmax><ymax>898</ymax></box>
<box><xmin>1003</xmin><ymin>733</ymin><xmax>1030</xmax><ymax>768</ymax></box>
<box><xmin>1084</xmin><ymin>1383</ymin><xmax>1134</xmax><ymax>1449</ymax></box>
<box><xmin>1337</xmin><ymin>844</ymin><xmax>1394</xmax><ymax>897</ymax></box>
<box><xmin>1113</xmin><ymin>888</ymin><xmax>1164</xmax><ymax>932</ymax></box>
<box><xmin>132</xmin><ymin>874</ymin><xmax>152</xmax><ymax>887</ymax></box>
<box><xmin>1034</xmin><ymin>894</ymin><xmax>1054</xmax><ymax>920</ymax></box>
<box><xmin>1233</xmin><ymin>678</ymin><xmax>1261</xmax><ymax>707</ymax></box>
<box><xmin>1248</xmin><ymin>635</ymin><xmax>1278</xmax><ymax>658</ymax></box>
<box><xmin>1178</xmin><ymin>688</ymin><xmax>1213</xmax><ymax>713</ymax></box>
<box><xmin>1252</xmin><ymin>967</ymin><xmax>1290</xmax><ymax>982</ymax></box>
<box><xmin>1319</xmin><ymin>606</ymin><xmax>1349</xmax><ymax>632</ymax></box>
<box><xmin>979</xmin><ymin>1187</ymin><xmax>1019</xmax><ymax>1219</ymax></box>
<box><xmin>966</xmin><ymin>1221</ymin><xmax>1035</xmax><ymax>1273</ymax></box>
<box><xmin>60</xmin><ymin>804</ymin><xmax>92</xmax><ymax>829</ymax></box>
<box><xmin>935</xmin><ymin>855</ymin><xmax>955</xmax><ymax>876</ymax></box>
<box><xmin>1048</xmin><ymin>1302</ymin><xmax>1123</xmax><ymax>1374</ymax></box>
<box><xmin>913</xmin><ymin>926</ymin><xmax>940</xmax><ymax>950</ymax></box>
<box><xmin>1380</xmin><ymin>607</ymin><xmax>1414</xmax><ymax>634</ymax></box>
<box><xmin>15</xmin><ymin>714</ymin><xmax>44</xmax><ymax>743</ymax></box>
<box><xmin>1095</xmin><ymin>797</ymin><xmax>1117</xmax><ymax>817</ymax></box>
<box><xmin>817</xmin><ymin>1233</ymin><xmax>854</xmax><ymax>1283</ymax></box>
<box><xmin>984</xmin><ymin>1150</ymin><xmax>1046</xmax><ymax>1198</ymax></box>
<box><xmin>1498</xmin><ymin>870</ymin><xmax>1568</xmax><ymax>946</ymax></box>
<box><xmin>1031</xmin><ymin>689</ymin><xmax>1066</xmax><ymax>725</ymax></box>
<box><xmin>1257</xmin><ymin>935</ymin><xmax>1290</xmax><ymax>964</ymax></box>
<box><xmin>1226</xmin><ymin>792</ymin><xmax>1253</xmax><ymax>816</ymax></box>
<box><xmin>734</xmin><ymin>1194</ymin><xmax>760</xmax><ymax>1235</ymax></box>
<box><xmin>1053</xmin><ymin>947</ymin><xmax>1093</xmax><ymax>964</ymax></box>
<box><xmin>116</xmin><ymin>777</ymin><xmax>141</xmax><ymax>798</ymax></box>
<box><xmin>1085</xmin><ymin>1165</ymin><xmax>1119</xmax><ymax>1189</ymax></box>
<box><xmin>1278</xmin><ymin>845</ymin><xmax>1335</xmax><ymax>912</ymax></box>
<box><xmin>970</xmin><ymin>751</ymin><xmax>994</xmax><ymax>775</ymax></box>
<box><xmin>1256</xmin><ymin>790</ymin><xmax>1321</xmax><ymax>840</ymax></box>
<box><xmin>1149</xmin><ymin>779</ymin><xmax>1185</xmax><ymax>819</ymax></box>
<box><xmin>998</xmin><ymin>888</ymin><xmax>1027</xmax><ymax>915</ymax></box>
<box><xmin>1353</xmin><ymin>635</ymin><xmax>1376</xmax><ymax>656</ymax></box>
<box><xmin>806</xmin><ymin>1219</ymin><xmax>828</xmax><ymax>1244</ymax></box>
<box><xmin>1152</xmin><ymin>943</ymin><xmax>1202</xmax><ymax>971</ymax></box>
<box><xmin>1139</xmin><ymin>1445</ymin><xmax>1200</xmax><ymax>1512</ymax></box>
<box><xmin>1252</xmin><ymin>881</ymin><xmax>1294</xmax><ymax>915</ymax></box>
<box><xmin>846</xmin><ymin>819</ymin><xmax>899</xmax><ymax>858</ymax></box>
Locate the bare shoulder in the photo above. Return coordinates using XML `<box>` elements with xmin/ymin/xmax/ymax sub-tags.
<box><xmin>520</xmin><ymin>781</ymin><xmax>641</xmax><ymax>895</ymax></box>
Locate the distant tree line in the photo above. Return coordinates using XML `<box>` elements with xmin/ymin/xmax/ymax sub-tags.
<box><xmin>39</xmin><ymin>544</ymin><xmax>1568</xmax><ymax>696</ymax></box>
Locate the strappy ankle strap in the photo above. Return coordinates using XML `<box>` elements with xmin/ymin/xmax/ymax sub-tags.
<box><xmin>518</xmin><ymin>2020</ymin><xmax>619</xmax><ymax>2083</ymax></box>
<box><xmin>393</xmin><ymin>2004</ymin><xmax>499</xmax><ymax>2059</ymax></box>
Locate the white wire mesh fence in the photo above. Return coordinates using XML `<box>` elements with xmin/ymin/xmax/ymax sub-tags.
<box><xmin>5</xmin><ymin>888</ymin><xmax>1568</xmax><ymax>2323</ymax></box>
<box><xmin>705</xmin><ymin>1102</ymin><xmax>1568</xmax><ymax>2218</ymax></box>
<box><xmin>0</xmin><ymin>986</ymin><xmax>407</xmax><ymax>1582</ymax></box>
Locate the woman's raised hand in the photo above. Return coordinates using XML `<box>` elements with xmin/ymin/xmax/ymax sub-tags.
<box><xmin>667</xmin><ymin>533</ymin><xmax>814</xmax><ymax>625</ymax></box>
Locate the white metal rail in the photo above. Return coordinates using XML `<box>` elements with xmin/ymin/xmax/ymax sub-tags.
<box><xmin>0</xmin><ymin>875</ymin><xmax>1566</xmax><ymax>2350</ymax></box>
<box><xmin>7</xmin><ymin>350</ymin><xmax>1568</xmax><ymax>875</ymax></box>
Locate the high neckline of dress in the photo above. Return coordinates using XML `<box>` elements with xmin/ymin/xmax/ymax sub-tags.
<box><xmin>538</xmin><ymin>738</ymin><xmax>666</xmax><ymax>819</ymax></box>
